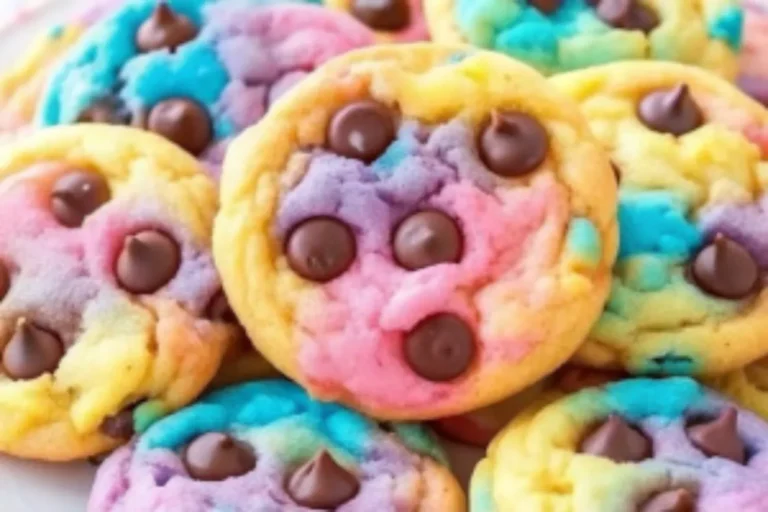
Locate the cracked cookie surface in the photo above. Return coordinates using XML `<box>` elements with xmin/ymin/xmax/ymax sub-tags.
<box><xmin>38</xmin><ymin>0</ymin><xmax>374</xmax><ymax>180</ymax></box>
<box><xmin>0</xmin><ymin>125</ymin><xmax>235</xmax><ymax>461</ymax></box>
<box><xmin>472</xmin><ymin>377</ymin><xmax>768</xmax><ymax>512</ymax></box>
<box><xmin>426</xmin><ymin>0</ymin><xmax>743</xmax><ymax>77</ymax></box>
<box><xmin>215</xmin><ymin>44</ymin><xmax>617</xmax><ymax>420</ymax></box>
<box><xmin>88</xmin><ymin>379</ymin><xmax>464</xmax><ymax>512</ymax></box>
<box><xmin>551</xmin><ymin>61</ymin><xmax>768</xmax><ymax>376</ymax></box>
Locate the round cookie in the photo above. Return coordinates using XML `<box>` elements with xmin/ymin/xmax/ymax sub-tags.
<box><xmin>38</xmin><ymin>0</ymin><xmax>374</xmax><ymax>180</ymax></box>
<box><xmin>472</xmin><ymin>377</ymin><xmax>768</xmax><ymax>512</ymax></box>
<box><xmin>326</xmin><ymin>0</ymin><xmax>429</xmax><ymax>42</ymax></box>
<box><xmin>0</xmin><ymin>125</ymin><xmax>236</xmax><ymax>461</ymax></box>
<box><xmin>550</xmin><ymin>61</ymin><xmax>768</xmax><ymax>376</ymax></box>
<box><xmin>738</xmin><ymin>0</ymin><xmax>768</xmax><ymax>106</ymax></box>
<box><xmin>425</xmin><ymin>0</ymin><xmax>743</xmax><ymax>77</ymax></box>
<box><xmin>88</xmin><ymin>379</ymin><xmax>465</xmax><ymax>512</ymax></box>
<box><xmin>215</xmin><ymin>44</ymin><xmax>618</xmax><ymax>420</ymax></box>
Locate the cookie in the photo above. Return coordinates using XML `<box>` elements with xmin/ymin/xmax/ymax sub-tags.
<box><xmin>472</xmin><ymin>377</ymin><xmax>768</xmax><ymax>512</ymax></box>
<box><xmin>708</xmin><ymin>357</ymin><xmax>768</xmax><ymax>425</ymax></box>
<box><xmin>425</xmin><ymin>0</ymin><xmax>743</xmax><ymax>77</ymax></box>
<box><xmin>38</xmin><ymin>0</ymin><xmax>374</xmax><ymax>180</ymax></box>
<box><xmin>738</xmin><ymin>0</ymin><xmax>768</xmax><ymax>106</ymax></box>
<box><xmin>326</xmin><ymin>0</ymin><xmax>429</xmax><ymax>42</ymax></box>
<box><xmin>0</xmin><ymin>0</ymin><xmax>118</xmax><ymax>140</ymax></box>
<box><xmin>215</xmin><ymin>44</ymin><xmax>618</xmax><ymax>420</ymax></box>
<box><xmin>550</xmin><ymin>61</ymin><xmax>768</xmax><ymax>376</ymax></box>
<box><xmin>0</xmin><ymin>125</ymin><xmax>236</xmax><ymax>461</ymax></box>
<box><xmin>88</xmin><ymin>379</ymin><xmax>465</xmax><ymax>512</ymax></box>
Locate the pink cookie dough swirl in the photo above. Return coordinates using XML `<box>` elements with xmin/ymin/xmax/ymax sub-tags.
<box><xmin>214</xmin><ymin>44</ymin><xmax>618</xmax><ymax>420</ymax></box>
<box><xmin>0</xmin><ymin>126</ymin><xmax>234</xmax><ymax>461</ymax></box>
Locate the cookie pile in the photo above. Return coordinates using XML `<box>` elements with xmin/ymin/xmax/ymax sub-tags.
<box><xmin>2</xmin><ymin>1</ymin><xmax>768</xmax><ymax>511</ymax></box>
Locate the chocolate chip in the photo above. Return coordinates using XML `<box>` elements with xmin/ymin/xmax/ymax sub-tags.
<box><xmin>100</xmin><ymin>408</ymin><xmax>135</xmax><ymax>439</ymax></box>
<box><xmin>146</xmin><ymin>99</ymin><xmax>212</xmax><ymax>156</ymax></box>
<box><xmin>327</xmin><ymin>100</ymin><xmax>396</xmax><ymax>163</ymax></box>
<box><xmin>287</xmin><ymin>450</ymin><xmax>360</xmax><ymax>509</ymax></box>
<box><xmin>479</xmin><ymin>111</ymin><xmax>549</xmax><ymax>178</ymax></box>
<box><xmin>183</xmin><ymin>432</ymin><xmax>256</xmax><ymax>481</ymax></box>
<box><xmin>76</xmin><ymin>98</ymin><xmax>129</xmax><ymax>125</ymax></box>
<box><xmin>638</xmin><ymin>84</ymin><xmax>703</xmax><ymax>136</ymax></box>
<box><xmin>136</xmin><ymin>3</ymin><xmax>197</xmax><ymax>53</ymax></box>
<box><xmin>393</xmin><ymin>210</ymin><xmax>463</xmax><ymax>270</ymax></box>
<box><xmin>50</xmin><ymin>170</ymin><xmax>111</xmax><ymax>228</ymax></box>
<box><xmin>2</xmin><ymin>320</ymin><xmax>63</xmax><ymax>380</ymax></box>
<box><xmin>579</xmin><ymin>415</ymin><xmax>651</xmax><ymax>462</ymax></box>
<box><xmin>738</xmin><ymin>76</ymin><xmax>768</xmax><ymax>107</ymax></box>
<box><xmin>530</xmin><ymin>0</ymin><xmax>562</xmax><ymax>14</ymax></box>
<box><xmin>687</xmin><ymin>407</ymin><xmax>745</xmax><ymax>463</ymax></box>
<box><xmin>691</xmin><ymin>235</ymin><xmax>759</xmax><ymax>300</ymax></box>
<box><xmin>0</xmin><ymin>262</ymin><xmax>9</xmax><ymax>302</ymax></box>
<box><xmin>286</xmin><ymin>218</ymin><xmax>356</xmax><ymax>283</ymax></box>
<box><xmin>640</xmin><ymin>489</ymin><xmax>696</xmax><ymax>512</ymax></box>
<box><xmin>594</xmin><ymin>0</ymin><xmax>659</xmax><ymax>32</ymax></box>
<box><xmin>206</xmin><ymin>291</ymin><xmax>237</xmax><ymax>323</ymax></box>
<box><xmin>611</xmin><ymin>162</ymin><xmax>622</xmax><ymax>184</ymax></box>
<box><xmin>350</xmin><ymin>0</ymin><xmax>410</xmax><ymax>31</ymax></box>
<box><xmin>403</xmin><ymin>313</ymin><xmax>475</xmax><ymax>382</ymax></box>
<box><xmin>116</xmin><ymin>230</ymin><xmax>181</xmax><ymax>294</ymax></box>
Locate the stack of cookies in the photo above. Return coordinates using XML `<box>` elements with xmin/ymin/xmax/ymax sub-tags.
<box><xmin>2</xmin><ymin>1</ymin><xmax>768</xmax><ymax>511</ymax></box>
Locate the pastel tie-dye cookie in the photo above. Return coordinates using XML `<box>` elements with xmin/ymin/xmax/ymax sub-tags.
<box><xmin>326</xmin><ymin>0</ymin><xmax>429</xmax><ymax>42</ymax></box>
<box><xmin>38</xmin><ymin>0</ymin><xmax>374</xmax><ymax>180</ymax></box>
<box><xmin>425</xmin><ymin>0</ymin><xmax>743</xmax><ymax>77</ymax></box>
<box><xmin>214</xmin><ymin>44</ymin><xmax>618</xmax><ymax>420</ymax></box>
<box><xmin>88</xmin><ymin>379</ymin><xmax>465</xmax><ymax>512</ymax></box>
<box><xmin>0</xmin><ymin>126</ymin><xmax>236</xmax><ymax>461</ymax></box>
<box><xmin>550</xmin><ymin>61</ymin><xmax>768</xmax><ymax>376</ymax></box>
<box><xmin>472</xmin><ymin>377</ymin><xmax>768</xmax><ymax>511</ymax></box>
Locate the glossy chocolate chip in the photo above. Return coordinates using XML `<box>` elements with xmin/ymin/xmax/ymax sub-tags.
<box><xmin>100</xmin><ymin>408</ymin><xmax>135</xmax><ymax>439</ymax></box>
<box><xmin>76</xmin><ymin>98</ymin><xmax>129</xmax><ymax>124</ymax></box>
<box><xmin>687</xmin><ymin>407</ymin><xmax>745</xmax><ymax>463</ymax></box>
<box><xmin>479</xmin><ymin>111</ymin><xmax>549</xmax><ymax>177</ymax></box>
<box><xmin>287</xmin><ymin>450</ymin><xmax>360</xmax><ymax>509</ymax></box>
<box><xmin>393</xmin><ymin>210</ymin><xmax>463</xmax><ymax>270</ymax></box>
<box><xmin>146</xmin><ymin>98</ymin><xmax>212</xmax><ymax>155</ymax></box>
<box><xmin>286</xmin><ymin>218</ymin><xmax>356</xmax><ymax>283</ymax></box>
<box><xmin>580</xmin><ymin>415</ymin><xmax>651</xmax><ymax>462</ymax></box>
<box><xmin>638</xmin><ymin>84</ymin><xmax>703</xmax><ymax>136</ymax></box>
<box><xmin>206</xmin><ymin>291</ymin><xmax>238</xmax><ymax>323</ymax></box>
<box><xmin>404</xmin><ymin>313</ymin><xmax>475</xmax><ymax>382</ymax></box>
<box><xmin>640</xmin><ymin>489</ymin><xmax>696</xmax><ymax>512</ymax></box>
<box><xmin>2</xmin><ymin>320</ymin><xmax>63</xmax><ymax>380</ymax></box>
<box><xmin>530</xmin><ymin>0</ymin><xmax>562</xmax><ymax>14</ymax></box>
<box><xmin>327</xmin><ymin>100</ymin><xmax>396</xmax><ymax>163</ymax></box>
<box><xmin>611</xmin><ymin>162</ymin><xmax>621</xmax><ymax>184</ymax></box>
<box><xmin>594</xmin><ymin>0</ymin><xmax>659</xmax><ymax>32</ymax></box>
<box><xmin>350</xmin><ymin>0</ymin><xmax>410</xmax><ymax>31</ymax></box>
<box><xmin>0</xmin><ymin>262</ymin><xmax>9</xmax><ymax>302</ymax></box>
<box><xmin>50</xmin><ymin>170</ymin><xmax>111</xmax><ymax>228</ymax></box>
<box><xmin>691</xmin><ymin>235</ymin><xmax>759</xmax><ymax>300</ymax></box>
<box><xmin>116</xmin><ymin>230</ymin><xmax>181</xmax><ymax>294</ymax></box>
<box><xmin>183</xmin><ymin>432</ymin><xmax>256</xmax><ymax>481</ymax></box>
<box><xmin>136</xmin><ymin>3</ymin><xmax>198</xmax><ymax>53</ymax></box>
